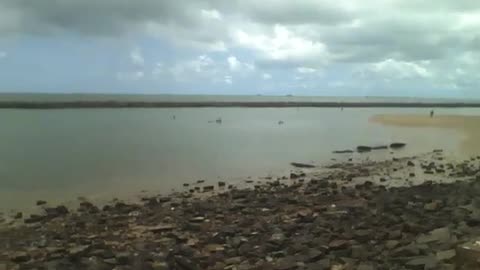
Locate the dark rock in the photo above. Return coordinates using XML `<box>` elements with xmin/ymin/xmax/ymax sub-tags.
<box><xmin>290</xmin><ymin>172</ymin><xmax>305</xmax><ymax>179</ymax></box>
<box><xmin>36</xmin><ymin>200</ymin><xmax>47</xmax><ymax>206</ymax></box>
<box><xmin>371</xmin><ymin>145</ymin><xmax>388</xmax><ymax>150</ymax></box>
<box><xmin>390</xmin><ymin>142</ymin><xmax>406</xmax><ymax>149</ymax></box>
<box><xmin>45</xmin><ymin>205</ymin><xmax>69</xmax><ymax>218</ymax></box>
<box><xmin>436</xmin><ymin>249</ymin><xmax>456</xmax><ymax>262</ymax></box>
<box><xmin>329</xmin><ymin>240</ymin><xmax>349</xmax><ymax>250</ymax></box>
<box><xmin>183</xmin><ymin>183</ymin><xmax>189</xmax><ymax>187</ymax></box>
<box><xmin>203</xmin><ymin>186</ymin><xmax>214</xmax><ymax>192</ymax></box>
<box><xmin>333</xmin><ymin>150</ymin><xmax>354</xmax><ymax>154</ymax></box>
<box><xmin>14</xmin><ymin>212</ymin><xmax>22</xmax><ymax>219</ymax></box>
<box><xmin>24</xmin><ymin>214</ymin><xmax>45</xmax><ymax>223</ymax></box>
<box><xmin>405</xmin><ymin>256</ymin><xmax>438</xmax><ymax>269</ymax></box>
<box><xmin>115</xmin><ymin>252</ymin><xmax>131</xmax><ymax>265</ymax></box>
<box><xmin>357</xmin><ymin>146</ymin><xmax>372</xmax><ymax>153</ymax></box>
<box><xmin>197</xmin><ymin>180</ymin><xmax>205</xmax><ymax>184</ymax></box>
<box><xmin>218</xmin><ymin>181</ymin><xmax>226</xmax><ymax>187</ymax></box>
<box><xmin>407</xmin><ymin>161</ymin><xmax>415</xmax><ymax>166</ymax></box>
<box><xmin>9</xmin><ymin>251</ymin><xmax>30</xmax><ymax>263</ymax></box>
<box><xmin>291</xmin><ymin>162</ymin><xmax>315</xmax><ymax>168</ymax></box>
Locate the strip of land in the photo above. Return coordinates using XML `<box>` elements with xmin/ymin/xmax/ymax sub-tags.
<box><xmin>1</xmin><ymin>101</ymin><xmax>480</xmax><ymax>109</ymax></box>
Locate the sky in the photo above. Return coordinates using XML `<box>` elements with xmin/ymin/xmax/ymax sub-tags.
<box><xmin>0</xmin><ymin>0</ymin><xmax>479</xmax><ymax>98</ymax></box>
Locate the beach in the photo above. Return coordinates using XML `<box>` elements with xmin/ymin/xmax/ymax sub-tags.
<box><xmin>2</xmin><ymin>149</ymin><xmax>480</xmax><ymax>269</ymax></box>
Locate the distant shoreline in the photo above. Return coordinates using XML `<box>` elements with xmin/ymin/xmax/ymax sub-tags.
<box><xmin>1</xmin><ymin>101</ymin><xmax>480</xmax><ymax>109</ymax></box>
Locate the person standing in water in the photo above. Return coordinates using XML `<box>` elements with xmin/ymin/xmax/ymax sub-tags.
<box><xmin>430</xmin><ymin>110</ymin><xmax>434</xmax><ymax>118</ymax></box>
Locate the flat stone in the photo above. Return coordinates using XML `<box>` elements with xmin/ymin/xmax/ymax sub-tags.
<box><xmin>329</xmin><ymin>240</ymin><xmax>349</xmax><ymax>250</ymax></box>
<box><xmin>9</xmin><ymin>251</ymin><xmax>30</xmax><ymax>263</ymax></box>
<box><xmin>405</xmin><ymin>256</ymin><xmax>438</xmax><ymax>269</ymax></box>
<box><xmin>436</xmin><ymin>249</ymin><xmax>456</xmax><ymax>261</ymax></box>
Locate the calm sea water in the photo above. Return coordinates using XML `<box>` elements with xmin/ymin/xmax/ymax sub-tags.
<box><xmin>0</xmin><ymin>94</ymin><xmax>479</xmax><ymax>212</ymax></box>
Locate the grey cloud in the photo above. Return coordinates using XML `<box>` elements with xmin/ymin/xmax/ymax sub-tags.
<box><xmin>0</xmin><ymin>0</ymin><xmax>203</xmax><ymax>36</ymax></box>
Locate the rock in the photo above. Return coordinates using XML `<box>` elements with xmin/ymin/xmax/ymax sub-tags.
<box><xmin>197</xmin><ymin>180</ymin><xmax>205</xmax><ymax>184</ymax></box>
<box><xmin>385</xmin><ymin>240</ymin><xmax>400</xmax><ymax>250</ymax></box>
<box><xmin>391</xmin><ymin>244</ymin><xmax>420</xmax><ymax>257</ymax></box>
<box><xmin>173</xmin><ymin>255</ymin><xmax>200</xmax><ymax>270</ymax></box>
<box><xmin>333</xmin><ymin>150</ymin><xmax>354</xmax><ymax>154</ymax></box>
<box><xmin>357</xmin><ymin>146</ymin><xmax>372</xmax><ymax>153</ymax></box>
<box><xmin>390</xmin><ymin>142</ymin><xmax>406</xmax><ymax>149</ymax></box>
<box><xmin>68</xmin><ymin>245</ymin><xmax>90</xmax><ymax>258</ymax></box>
<box><xmin>405</xmin><ymin>256</ymin><xmax>438</xmax><ymax>269</ymax></box>
<box><xmin>203</xmin><ymin>186</ymin><xmax>214</xmax><ymax>192</ymax></box>
<box><xmin>218</xmin><ymin>181</ymin><xmax>226</xmax><ymax>187</ymax></box>
<box><xmin>36</xmin><ymin>200</ymin><xmax>47</xmax><ymax>206</ymax></box>
<box><xmin>9</xmin><ymin>251</ymin><xmax>30</xmax><ymax>263</ymax></box>
<box><xmin>45</xmin><ymin>205</ymin><xmax>69</xmax><ymax>218</ymax></box>
<box><xmin>424</xmin><ymin>200</ymin><xmax>441</xmax><ymax>211</ymax></box>
<box><xmin>409</xmin><ymin>172</ymin><xmax>416</xmax><ymax>177</ymax></box>
<box><xmin>148</xmin><ymin>224</ymin><xmax>176</xmax><ymax>233</ymax></box>
<box><xmin>189</xmin><ymin>217</ymin><xmax>205</xmax><ymax>223</ymax></box>
<box><xmin>357</xmin><ymin>263</ymin><xmax>375</xmax><ymax>270</ymax></box>
<box><xmin>291</xmin><ymin>162</ymin><xmax>315</xmax><ymax>168</ymax></box>
<box><xmin>13</xmin><ymin>212</ymin><xmax>22</xmax><ymax>219</ymax></box>
<box><xmin>290</xmin><ymin>172</ymin><xmax>305</xmax><ymax>179</ymax></box>
<box><xmin>329</xmin><ymin>240</ymin><xmax>349</xmax><ymax>250</ymax></box>
<box><xmin>24</xmin><ymin>214</ymin><xmax>45</xmax><ymax>223</ymax></box>
<box><xmin>407</xmin><ymin>161</ymin><xmax>415</xmax><ymax>166</ymax></box>
<box><xmin>183</xmin><ymin>183</ymin><xmax>189</xmax><ymax>187</ymax></box>
<box><xmin>436</xmin><ymin>249</ymin><xmax>456</xmax><ymax>262</ymax></box>
<box><xmin>371</xmin><ymin>145</ymin><xmax>388</xmax><ymax>150</ymax></box>
<box><xmin>115</xmin><ymin>252</ymin><xmax>131</xmax><ymax>265</ymax></box>
<box><xmin>351</xmin><ymin>245</ymin><xmax>368</xmax><ymax>259</ymax></box>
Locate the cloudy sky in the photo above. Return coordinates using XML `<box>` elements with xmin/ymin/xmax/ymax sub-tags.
<box><xmin>0</xmin><ymin>0</ymin><xmax>479</xmax><ymax>97</ymax></box>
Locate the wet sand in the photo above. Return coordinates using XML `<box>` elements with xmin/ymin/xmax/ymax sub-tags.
<box><xmin>371</xmin><ymin>114</ymin><xmax>480</xmax><ymax>155</ymax></box>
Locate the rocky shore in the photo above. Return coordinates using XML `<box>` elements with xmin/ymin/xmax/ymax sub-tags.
<box><xmin>2</xmin><ymin>151</ymin><xmax>480</xmax><ymax>269</ymax></box>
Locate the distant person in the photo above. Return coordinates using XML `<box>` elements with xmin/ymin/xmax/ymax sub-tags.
<box><xmin>430</xmin><ymin>110</ymin><xmax>434</xmax><ymax>118</ymax></box>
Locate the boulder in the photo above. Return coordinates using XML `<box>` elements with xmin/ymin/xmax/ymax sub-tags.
<box><xmin>290</xmin><ymin>162</ymin><xmax>316</xmax><ymax>168</ymax></box>
<box><xmin>357</xmin><ymin>146</ymin><xmax>372</xmax><ymax>153</ymax></box>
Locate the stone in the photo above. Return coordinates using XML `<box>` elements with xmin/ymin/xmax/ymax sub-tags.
<box><xmin>357</xmin><ymin>263</ymin><xmax>375</xmax><ymax>270</ymax></box>
<box><xmin>218</xmin><ymin>181</ymin><xmax>226</xmax><ymax>187</ymax></box>
<box><xmin>36</xmin><ymin>200</ymin><xmax>47</xmax><ymax>206</ymax></box>
<box><xmin>115</xmin><ymin>252</ymin><xmax>131</xmax><ymax>265</ymax></box>
<box><xmin>329</xmin><ymin>240</ymin><xmax>349</xmax><ymax>250</ymax></box>
<box><xmin>203</xmin><ymin>186</ymin><xmax>214</xmax><ymax>192</ymax></box>
<box><xmin>385</xmin><ymin>240</ymin><xmax>400</xmax><ymax>250</ymax></box>
<box><xmin>424</xmin><ymin>201</ymin><xmax>441</xmax><ymax>211</ymax></box>
<box><xmin>13</xmin><ymin>212</ymin><xmax>22</xmax><ymax>219</ymax></box>
<box><xmin>407</xmin><ymin>161</ymin><xmax>415</xmax><ymax>166</ymax></box>
<box><xmin>357</xmin><ymin>146</ymin><xmax>372</xmax><ymax>153</ymax></box>
<box><xmin>290</xmin><ymin>162</ymin><xmax>315</xmax><ymax>168</ymax></box>
<box><xmin>405</xmin><ymin>256</ymin><xmax>438</xmax><ymax>269</ymax></box>
<box><xmin>390</xmin><ymin>142</ymin><xmax>406</xmax><ymax>149</ymax></box>
<box><xmin>351</xmin><ymin>245</ymin><xmax>368</xmax><ymax>259</ymax></box>
<box><xmin>9</xmin><ymin>251</ymin><xmax>30</xmax><ymax>263</ymax></box>
<box><xmin>68</xmin><ymin>245</ymin><xmax>90</xmax><ymax>258</ymax></box>
<box><xmin>436</xmin><ymin>249</ymin><xmax>456</xmax><ymax>262</ymax></box>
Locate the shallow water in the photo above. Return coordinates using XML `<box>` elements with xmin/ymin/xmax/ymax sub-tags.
<box><xmin>0</xmin><ymin>107</ymin><xmax>476</xmax><ymax>211</ymax></box>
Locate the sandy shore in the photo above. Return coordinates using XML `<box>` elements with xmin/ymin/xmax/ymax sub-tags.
<box><xmin>371</xmin><ymin>114</ymin><xmax>480</xmax><ymax>156</ymax></box>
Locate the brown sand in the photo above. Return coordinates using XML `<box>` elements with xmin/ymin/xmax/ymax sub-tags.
<box><xmin>371</xmin><ymin>114</ymin><xmax>480</xmax><ymax>155</ymax></box>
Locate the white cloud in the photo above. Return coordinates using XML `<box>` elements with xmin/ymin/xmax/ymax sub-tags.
<box><xmin>233</xmin><ymin>25</ymin><xmax>329</xmax><ymax>68</ymax></box>
<box><xmin>262</xmin><ymin>73</ymin><xmax>272</xmax><ymax>80</ymax></box>
<box><xmin>224</xmin><ymin>75</ymin><xmax>232</xmax><ymax>84</ymax></box>
<box><xmin>296</xmin><ymin>67</ymin><xmax>316</xmax><ymax>73</ymax></box>
<box><xmin>201</xmin><ymin>9</ymin><xmax>222</xmax><ymax>20</ymax></box>
<box><xmin>130</xmin><ymin>48</ymin><xmax>144</xmax><ymax>66</ymax></box>
<box><xmin>116</xmin><ymin>71</ymin><xmax>144</xmax><ymax>81</ymax></box>
<box><xmin>227</xmin><ymin>55</ymin><xmax>255</xmax><ymax>72</ymax></box>
<box><xmin>366</xmin><ymin>59</ymin><xmax>432</xmax><ymax>79</ymax></box>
